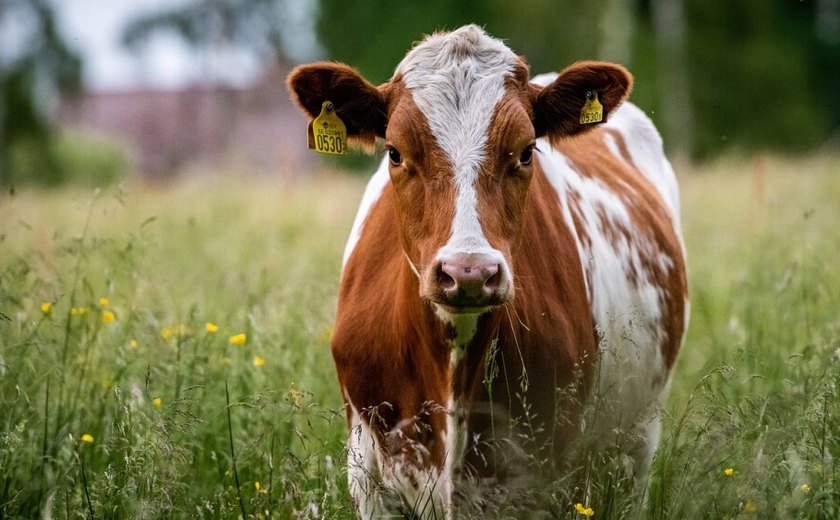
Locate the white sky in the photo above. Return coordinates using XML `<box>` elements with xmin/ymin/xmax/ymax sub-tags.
<box><xmin>53</xmin><ymin>0</ymin><xmax>321</xmax><ymax>91</ymax></box>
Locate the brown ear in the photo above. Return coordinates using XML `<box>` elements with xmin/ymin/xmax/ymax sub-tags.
<box><xmin>532</xmin><ymin>61</ymin><xmax>633</xmax><ymax>142</ymax></box>
<box><xmin>286</xmin><ymin>62</ymin><xmax>389</xmax><ymax>152</ymax></box>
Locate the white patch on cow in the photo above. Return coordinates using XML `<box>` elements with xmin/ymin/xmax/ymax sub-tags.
<box><xmin>346</xmin><ymin>399</ymin><xmax>384</xmax><ymax>518</ymax></box>
<box><xmin>342</xmin><ymin>157</ymin><xmax>391</xmax><ymax>268</ymax></box>
<box><xmin>530</xmin><ymin>71</ymin><xmax>558</xmax><ymax>87</ymax></box>
<box><xmin>442</xmin><ymin>397</ymin><xmax>465</xmax><ymax>511</ymax></box>
<box><xmin>537</xmin><ymin>103</ymin><xmax>683</xmax><ymax>452</ymax></box>
<box><xmin>603</xmin><ymin>102</ymin><xmax>682</xmax><ymax>220</ymax></box>
<box><xmin>396</xmin><ymin>25</ymin><xmax>517</xmax><ymax>276</ymax></box>
<box><xmin>434</xmin><ymin>307</ymin><xmax>479</xmax><ymax>355</ymax></box>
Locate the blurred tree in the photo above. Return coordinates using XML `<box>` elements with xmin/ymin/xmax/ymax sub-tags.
<box><xmin>315</xmin><ymin>0</ymin><xmax>607</xmax><ymax>84</ymax></box>
<box><xmin>651</xmin><ymin>0</ymin><xmax>693</xmax><ymax>161</ymax></box>
<box><xmin>0</xmin><ymin>0</ymin><xmax>82</xmax><ymax>186</ymax></box>
<box><xmin>122</xmin><ymin>0</ymin><xmax>321</xmax><ymax>71</ymax></box>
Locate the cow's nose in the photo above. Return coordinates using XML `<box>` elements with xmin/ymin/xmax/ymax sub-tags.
<box><xmin>438</xmin><ymin>261</ymin><xmax>500</xmax><ymax>295</ymax></box>
<box><xmin>433</xmin><ymin>253</ymin><xmax>505</xmax><ymax>308</ymax></box>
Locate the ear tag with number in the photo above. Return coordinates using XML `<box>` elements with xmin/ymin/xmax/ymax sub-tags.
<box><xmin>580</xmin><ymin>91</ymin><xmax>603</xmax><ymax>124</ymax></box>
<box><xmin>307</xmin><ymin>101</ymin><xmax>348</xmax><ymax>155</ymax></box>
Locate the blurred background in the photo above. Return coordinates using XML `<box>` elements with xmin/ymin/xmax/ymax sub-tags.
<box><xmin>1</xmin><ymin>0</ymin><xmax>838</xmax><ymax>187</ymax></box>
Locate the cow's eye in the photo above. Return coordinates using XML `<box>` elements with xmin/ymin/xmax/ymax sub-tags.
<box><xmin>519</xmin><ymin>144</ymin><xmax>535</xmax><ymax>166</ymax></box>
<box><xmin>388</xmin><ymin>146</ymin><xmax>403</xmax><ymax>166</ymax></box>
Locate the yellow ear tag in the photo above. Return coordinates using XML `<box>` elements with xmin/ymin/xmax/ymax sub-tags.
<box><xmin>308</xmin><ymin>101</ymin><xmax>347</xmax><ymax>155</ymax></box>
<box><xmin>580</xmin><ymin>91</ymin><xmax>603</xmax><ymax>124</ymax></box>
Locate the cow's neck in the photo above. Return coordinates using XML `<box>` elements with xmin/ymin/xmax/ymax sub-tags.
<box><xmin>433</xmin><ymin>306</ymin><xmax>479</xmax><ymax>360</ymax></box>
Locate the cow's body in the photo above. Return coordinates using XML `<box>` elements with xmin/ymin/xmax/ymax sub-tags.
<box><xmin>288</xmin><ymin>25</ymin><xmax>688</xmax><ymax>519</ymax></box>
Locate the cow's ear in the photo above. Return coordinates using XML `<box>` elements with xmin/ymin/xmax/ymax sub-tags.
<box><xmin>287</xmin><ymin>62</ymin><xmax>389</xmax><ymax>152</ymax></box>
<box><xmin>532</xmin><ymin>61</ymin><xmax>632</xmax><ymax>143</ymax></box>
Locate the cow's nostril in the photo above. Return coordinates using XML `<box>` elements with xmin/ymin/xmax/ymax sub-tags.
<box><xmin>484</xmin><ymin>266</ymin><xmax>502</xmax><ymax>292</ymax></box>
<box><xmin>437</xmin><ymin>265</ymin><xmax>457</xmax><ymax>291</ymax></box>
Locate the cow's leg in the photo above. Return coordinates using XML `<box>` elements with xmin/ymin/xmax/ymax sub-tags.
<box><xmin>347</xmin><ymin>415</ymin><xmax>386</xmax><ymax>518</ymax></box>
<box><xmin>627</xmin><ymin>406</ymin><xmax>662</xmax><ymax>480</ymax></box>
<box><xmin>347</xmin><ymin>408</ymin><xmax>453</xmax><ymax>519</ymax></box>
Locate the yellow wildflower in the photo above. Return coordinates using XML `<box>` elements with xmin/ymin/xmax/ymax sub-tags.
<box><xmin>574</xmin><ymin>503</ymin><xmax>594</xmax><ymax>517</ymax></box>
<box><xmin>206</xmin><ymin>322</ymin><xmax>219</xmax><ymax>333</ymax></box>
<box><xmin>800</xmin><ymin>483</ymin><xmax>810</xmax><ymax>494</ymax></box>
<box><xmin>152</xmin><ymin>397</ymin><xmax>162</xmax><ymax>409</ymax></box>
<box><xmin>744</xmin><ymin>501</ymin><xmax>758</xmax><ymax>514</ymax></box>
<box><xmin>99</xmin><ymin>297</ymin><xmax>109</xmax><ymax>307</ymax></box>
<box><xmin>724</xmin><ymin>467</ymin><xmax>734</xmax><ymax>477</ymax></box>
<box><xmin>80</xmin><ymin>433</ymin><xmax>94</xmax><ymax>444</ymax></box>
<box><xmin>161</xmin><ymin>327</ymin><xmax>172</xmax><ymax>340</ymax></box>
<box><xmin>40</xmin><ymin>302</ymin><xmax>52</xmax><ymax>315</ymax></box>
<box><xmin>71</xmin><ymin>307</ymin><xmax>89</xmax><ymax>316</ymax></box>
<box><xmin>130</xmin><ymin>339</ymin><xmax>139</xmax><ymax>350</ymax></box>
<box><xmin>255</xmin><ymin>481</ymin><xmax>267</xmax><ymax>493</ymax></box>
<box><xmin>102</xmin><ymin>311</ymin><xmax>115</xmax><ymax>324</ymax></box>
<box><xmin>230</xmin><ymin>333</ymin><xmax>247</xmax><ymax>345</ymax></box>
<box><xmin>253</xmin><ymin>355</ymin><xmax>265</xmax><ymax>367</ymax></box>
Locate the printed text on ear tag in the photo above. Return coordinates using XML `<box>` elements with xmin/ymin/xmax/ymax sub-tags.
<box><xmin>580</xmin><ymin>91</ymin><xmax>603</xmax><ymax>124</ymax></box>
<box><xmin>308</xmin><ymin>101</ymin><xmax>348</xmax><ymax>155</ymax></box>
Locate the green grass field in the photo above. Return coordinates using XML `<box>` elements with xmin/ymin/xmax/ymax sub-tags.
<box><xmin>1</xmin><ymin>155</ymin><xmax>839</xmax><ymax>519</ymax></box>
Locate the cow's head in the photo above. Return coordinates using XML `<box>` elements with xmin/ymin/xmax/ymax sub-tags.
<box><xmin>288</xmin><ymin>25</ymin><xmax>630</xmax><ymax>316</ymax></box>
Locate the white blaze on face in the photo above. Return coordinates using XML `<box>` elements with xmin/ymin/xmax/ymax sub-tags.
<box><xmin>396</xmin><ymin>25</ymin><xmax>518</xmax><ymax>267</ymax></box>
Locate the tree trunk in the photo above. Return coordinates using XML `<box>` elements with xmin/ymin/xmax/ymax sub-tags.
<box><xmin>599</xmin><ymin>0</ymin><xmax>635</xmax><ymax>67</ymax></box>
<box><xmin>651</xmin><ymin>0</ymin><xmax>694</xmax><ymax>162</ymax></box>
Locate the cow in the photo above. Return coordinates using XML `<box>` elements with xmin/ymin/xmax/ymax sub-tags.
<box><xmin>287</xmin><ymin>25</ymin><xmax>688</xmax><ymax>518</ymax></box>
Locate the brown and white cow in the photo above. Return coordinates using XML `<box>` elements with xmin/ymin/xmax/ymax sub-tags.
<box><xmin>288</xmin><ymin>25</ymin><xmax>688</xmax><ymax>518</ymax></box>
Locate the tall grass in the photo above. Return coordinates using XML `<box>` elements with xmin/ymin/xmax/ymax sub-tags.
<box><xmin>1</xmin><ymin>155</ymin><xmax>839</xmax><ymax>518</ymax></box>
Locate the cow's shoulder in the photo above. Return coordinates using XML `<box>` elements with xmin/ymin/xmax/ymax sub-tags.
<box><xmin>602</xmin><ymin>102</ymin><xmax>680</xmax><ymax>218</ymax></box>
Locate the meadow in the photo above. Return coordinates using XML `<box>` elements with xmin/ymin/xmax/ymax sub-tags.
<box><xmin>1</xmin><ymin>154</ymin><xmax>839</xmax><ymax>519</ymax></box>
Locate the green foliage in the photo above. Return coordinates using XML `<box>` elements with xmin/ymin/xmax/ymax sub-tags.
<box><xmin>0</xmin><ymin>0</ymin><xmax>82</xmax><ymax>185</ymax></box>
<box><xmin>6</xmin><ymin>132</ymin><xmax>129</xmax><ymax>187</ymax></box>
<box><xmin>1</xmin><ymin>156</ymin><xmax>840</xmax><ymax>517</ymax></box>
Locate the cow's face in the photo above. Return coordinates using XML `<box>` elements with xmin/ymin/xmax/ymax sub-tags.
<box><xmin>288</xmin><ymin>29</ymin><xmax>630</xmax><ymax>318</ymax></box>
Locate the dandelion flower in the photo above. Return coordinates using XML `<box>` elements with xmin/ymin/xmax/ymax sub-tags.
<box><xmin>253</xmin><ymin>355</ymin><xmax>265</xmax><ymax>367</ymax></box>
<box><xmin>230</xmin><ymin>333</ymin><xmax>247</xmax><ymax>345</ymax></box>
<box><xmin>744</xmin><ymin>501</ymin><xmax>757</xmax><ymax>513</ymax></box>
<box><xmin>801</xmin><ymin>483</ymin><xmax>810</xmax><ymax>494</ymax></box>
<box><xmin>71</xmin><ymin>307</ymin><xmax>89</xmax><ymax>317</ymax></box>
<box><xmin>161</xmin><ymin>327</ymin><xmax>172</xmax><ymax>340</ymax></box>
<box><xmin>80</xmin><ymin>433</ymin><xmax>94</xmax><ymax>444</ymax></box>
<box><xmin>574</xmin><ymin>503</ymin><xmax>594</xmax><ymax>517</ymax></box>
<box><xmin>99</xmin><ymin>297</ymin><xmax>109</xmax><ymax>307</ymax></box>
<box><xmin>724</xmin><ymin>467</ymin><xmax>734</xmax><ymax>477</ymax></box>
<box><xmin>40</xmin><ymin>302</ymin><xmax>52</xmax><ymax>315</ymax></box>
<box><xmin>152</xmin><ymin>397</ymin><xmax>162</xmax><ymax>409</ymax></box>
<box><xmin>206</xmin><ymin>322</ymin><xmax>219</xmax><ymax>333</ymax></box>
<box><xmin>102</xmin><ymin>311</ymin><xmax>115</xmax><ymax>324</ymax></box>
<box><xmin>130</xmin><ymin>339</ymin><xmax>138</xmax><ymax>350</ymax></box>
